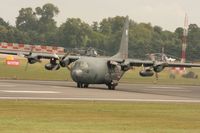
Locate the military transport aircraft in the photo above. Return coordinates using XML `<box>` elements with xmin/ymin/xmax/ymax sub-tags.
<box><xmin>1</xmin><ymin>16</ymin><xmax>200</xmax><ymax>90</ymax></box>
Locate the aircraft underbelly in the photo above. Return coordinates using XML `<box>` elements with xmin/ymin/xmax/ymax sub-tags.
<box><xmin>71</xmin><ymin>70</ymin><xmax>106</xmax><ymax>84</ymax></box>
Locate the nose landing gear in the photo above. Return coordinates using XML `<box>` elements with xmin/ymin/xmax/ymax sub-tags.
<box><xmin>107</xmin><ymin>81</ymin><xmax>118</xmax><ymax>90</ymax></box>
<box><xmin>77</xmin><ymin>83</ymin><xmax>89</xmax><ymax>88</ymax></box>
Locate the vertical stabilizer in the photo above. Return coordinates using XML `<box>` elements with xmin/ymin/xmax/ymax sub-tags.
<box><xmin>112</xmin><ymin>16</ymin><xmax>129</xmax><ymax>59</ymax></box>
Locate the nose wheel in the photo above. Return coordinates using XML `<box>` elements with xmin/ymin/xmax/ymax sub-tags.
<box><xmin>77</xmin><ymin>83</ymin><xmax>89</xmax><ymax>88</ymax></box>
<box><xmin>107</xmin><ymin>81</ymin><xmax>118</xmax><ymax>90</ymax></box>
<box><xmin>107</xmin><ymin>84</ymin><xmax>116</xmax><ymax>90</ymax></box>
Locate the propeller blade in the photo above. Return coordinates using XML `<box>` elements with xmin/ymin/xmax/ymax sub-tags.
<box><xmin>63</xmin><ymin>52</ymin><xmax>70</xmax><ymax>59</ymax></box>
<box><xmin>17</xmin><ymin>52</ymin><xmax>25</xmax><ymax>57</ymax></box>
<box><xmin>30</xmin><ymin>46</ymin><xmax>34</xmax><ymax>55</ymax></box>
<box><xmin>155</xmin><ymin>72</ymin><xmax>159</xmax><ymax>80</ymax></box>
<box><xmin>153</xmin><ymin>72</ymin><xmax>158</xmax><ymax>84</ymax></box>
<box><xmin>53</xmin><ymin>53</ymin><xmax>59</xmax><ymax>59</ymax></box>
<box><xmin>67</xmin><ymin>65</ymin><xmax>71</xmax><ymax>71</ymax></box>
<box><xmin>25</xmin><ymin>60</ymin><xmax>29</xmax><ymax>71</ymax></box>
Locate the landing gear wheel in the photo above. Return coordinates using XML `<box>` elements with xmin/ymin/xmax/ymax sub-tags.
<box><xmin>83</xmin><ymin>84</ymin><xmax>89</xmax><ymax>88</ymax></box>
<box><xmin>107</xmin><ymin>81</ymin><xmax>118</xmax><ymax>90</ymax></box>
<box><xmin>108</xmin><ymin>85</ymin><xmax>115</xmax><ymax>90</ymax></box>
<box><xmin>107</xmin><ymin>83</ymin><xmax>116</xmax><ymax>90</ymax></box>
<box><xmin>77</xmin><ymin>83</ymin><xmax>89</xmax><ymax>88</ymax></box>
<box><xmin>77</xmin><ymin>83</ymin><xmax>83</xmax><ymax>88</ymax></box>
<box><xmin>77</xmin><ymin>83</ymin><xmax>80</xmax><ymax>88</ymax></box>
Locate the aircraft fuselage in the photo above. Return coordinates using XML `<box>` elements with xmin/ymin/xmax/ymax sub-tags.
<box><xmin>70</xmin><ymin>57</ymin><xmax>124</xmax><ymax>85</ymax></box>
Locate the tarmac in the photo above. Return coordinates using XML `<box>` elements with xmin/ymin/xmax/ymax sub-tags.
<box><xmin>0</xmin><ymin>80</ymin><xmax>200</xmax><ymax>102</ymax></box>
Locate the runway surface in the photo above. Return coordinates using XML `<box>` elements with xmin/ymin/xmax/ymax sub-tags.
<box><xmin>0</xmin><ymin>80</ymin><xmax>200</xmax><ymax>102</ymax></box>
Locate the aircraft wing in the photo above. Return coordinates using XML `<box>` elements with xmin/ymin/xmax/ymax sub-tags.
<box><xmin>165</xmin><ymin>62</ymin><xmax>200</xmax><ymax>68</ymax></box>
<box><xmin>127</xmin><ymin>59</ymin><xmax>200</xmax><ymax>68</ymax></box>
<box><xmin>0</xmin><ymin>49</ymin><xmax>80</xmax><ymax>65</ymax></box>
<box><xmin>0</xmin><ymin>49</ymin><xmax>29</xmax><ymax>56</ymax></box>
<box><xmin>128</xmin><ymin>59</ymin><xmax>154</xmax><ymax>67</ymax></box>
<box><xmin>0</xmin><ymin>48</ymin><xmax>64</xmax><ymax>58</ymax></box>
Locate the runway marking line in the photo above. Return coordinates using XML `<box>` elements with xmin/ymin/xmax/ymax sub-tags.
<box><xmin>0</xmin><ymin>90</ymin><xmax>61</xmax><ymax>94</ymax></box>
<box><xmin>148</xmin><ymin>86</ymin><xmax>183</xmax><ymax>89</ymax></box>
<box><xmin>144</xmin><ymin>88</ymin><xmax>190</xmax><ymax>92</ymax></box>
<box><xmin>0</xmin><ymin>97</ymin><xmax>199</xmax><ymax>103</ymax></box>
<box><xmin>0</xmin><ymin>85</ymin><xmax>17</xmax><ymax>87</ymax></box>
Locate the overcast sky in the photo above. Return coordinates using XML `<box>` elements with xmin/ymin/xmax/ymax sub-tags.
<box><xmin>0</xmin><ymin>0</ymin><xmax>199</xmax><ymax>31</ymax></box>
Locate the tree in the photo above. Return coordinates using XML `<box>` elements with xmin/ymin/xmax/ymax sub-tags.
<box><xmin>57</xmin><ymin>18</ymin><xmax>92</xmax><ymax>48</ymax></box>
<box><xmin>0</xmin><ymin>25</ymin><xmax>8</xmax><ymax>42</ymax></box>
<box><xmin>91</xmin><ymin>21</ymin><xmax>99</xmax><ymax>32</ymax></box>
<box><xmin>16</xmin><ymin>8</ymin><xmax>38</xmax><ymax>32</ymax></box>
<box><xmin>35</xmin><ymin>3</ymin><xmax>59</xmax><ymax>34</ymax></box>
<box><xmin>0</xmin><ymin>18</ymin><xmax>10</xmax><ymax>42</ymax></box>
<box><xmin>15</xmin><ymin>3</ymin><xmax>60</xmax><ymax>44</ymax></box>
<box><xmin>175</xmin><ymin>27</ymin><xmax>183</xmax><ymax>39</ymax></box>
<box><xmin>0</xmin><ymin>17</ymin><xmax>9</xmax><ymax>28</ymax></box>
<box><xmin>154</xmin><ymin>26</ymin><xmax>162</xmax><ymax>34</ymax></box>
<box><xmin>187</xmin><ymin>24</ymin><xmax>200</xmax><ymax>61</ymax></box>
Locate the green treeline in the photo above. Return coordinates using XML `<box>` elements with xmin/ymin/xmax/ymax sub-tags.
<box><xmin>0</xmin><ymin>3</ymin><xmax>200</xmax><ymax>61</ymax></box>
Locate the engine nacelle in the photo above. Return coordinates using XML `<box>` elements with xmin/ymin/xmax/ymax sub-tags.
<box><xmin>45</xmin><ymin>63</ymin><xmax>60</xmax><ymax>70</ymax></box>
<box><xmin>121</xmin><ymin>64</ymin><xmax>131</xmax><ymax>71</ymax></box>
<box><xmin>107</xmin><ymin>61</ymin><xmax>122</xmax><ymax>72</ymax></box>
<box><xmin>28</xmin><ymin>58</ymin><xmax>40</xmax><ymax>64</ymax></box>
<box><xmin>153</xmin><ymin>64</ymin><xmax>165</xmax><ymax>73</ymax></box>
<box><xmin>139</xmin><ymin>69</ymin><xmax>154</xmax><ymax>77</ymax></box>
<box><xmin>60</xmin><ymin>57</ymin><xmax>69</xmax><ymax>67</ymax></box>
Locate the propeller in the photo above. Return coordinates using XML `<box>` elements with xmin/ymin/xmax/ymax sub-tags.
<box><xmin>62</xmin><ymin>52</ymin><xmax>73</xmax><ymax>71</ymax></box>
<box><xmin>155</xmin><ymin>72</ymin><xmax>159</xmax><ymax>80</ymax></box>
<box><xmin>24</xmin><ymin>46</ymin><xmax>34</xmax><ymax>71</ymax></box>
<box><xmin>53</xmin><ymin>51</ymin><xmax>69</xmax><ymax>62</ymax></box>
<box><xmin>62</xmin><ymin>52</ymin><xmax>70</xmax><ymax>60</ymax></box>
<box><xmin>153</xmin><ymin>63</ymin><xmax>159</xmax><ymax>82</ymax></box>
<box><xmin>53</xmin><ymin>52</ymin><xmax>60</xmax><ymax>60</ymax></box>
<box><xmin>49</xmin><ymin>51</ymin><xmax>71</xmax><ymax>70</ymax></box>
<box><xmin>59</xmin><ymin>52</ymin><xmax>70</xmax><ymax>65</ymax></box>
<box><xmin>24</xmin><ymin>60</ymin><xmax>29</xmax><ymax>71</ymax></box>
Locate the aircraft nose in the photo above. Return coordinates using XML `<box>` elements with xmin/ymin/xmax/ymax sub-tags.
<box><xmin>72</xmin><ymin>69</ymin><xmax>83</xmax><ymax>81</ymax></box>
<box><xmin>74</xmin><ymin>69</ymin><xmax>83</xmax><ymax>76</ymax></box>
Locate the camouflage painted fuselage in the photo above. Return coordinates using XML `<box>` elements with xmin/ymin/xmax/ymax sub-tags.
<box><xmin>70</xmin><ymin>56</ymin><xmax>124</xmax><ymax>85</ymax></box>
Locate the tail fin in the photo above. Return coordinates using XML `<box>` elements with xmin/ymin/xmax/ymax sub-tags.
<box><xmin>112</xmin><ymin>16</ymin><xmax>129</xmax><ymax>59</ymax></box>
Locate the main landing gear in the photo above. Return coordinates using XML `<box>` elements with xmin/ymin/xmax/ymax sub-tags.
<box><xmin>107</xmin><ymin>81</ymin><xmax>118</xmax><ymax>90</ymax></box>
<box><xmin>77</xmin><ymin>83</ymin><xmax>89</xmax><ymax>88</ymax></box>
